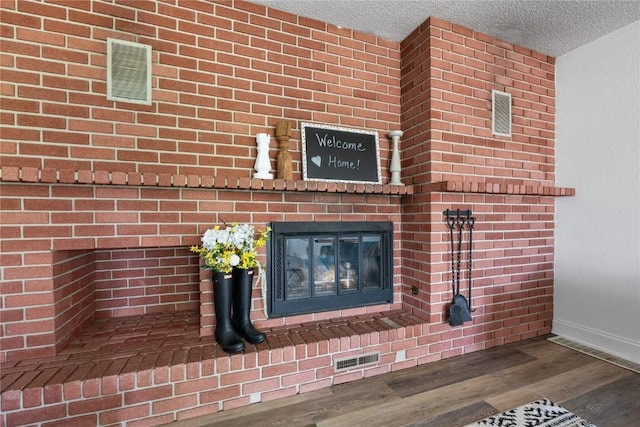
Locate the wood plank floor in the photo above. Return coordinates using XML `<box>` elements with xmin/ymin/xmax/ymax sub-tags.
<box><xmin>167</xmin><ymin>335</ymin><xmax>640</xmax><ymax>427</ymax></box>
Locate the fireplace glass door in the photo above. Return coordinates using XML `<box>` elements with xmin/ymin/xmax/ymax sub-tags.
<box><xmin>269</xmin><ymin>222</ymin><xmax>393</xmax><ymax>317</ymax></box>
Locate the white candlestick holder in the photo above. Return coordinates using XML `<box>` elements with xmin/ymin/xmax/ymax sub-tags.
<box><xmin>253</xmin><ymin>133</ymin><xmax>273</xmax><ymax>179</ymax></box>
<box><xmin>388</xmin><ymin>130</ymin><xmax>404</xmax><ymax>185</ymax></box>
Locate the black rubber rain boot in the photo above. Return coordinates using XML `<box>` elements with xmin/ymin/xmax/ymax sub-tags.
<box><xmin>232</xmin><ymin>268</ymin><xmax>266</xmax><ymax>344</ymax></box>
<box><xmin>212</xmin><ymin>272</ymin><xmax>245</xmax><ymax>354</ymax></box>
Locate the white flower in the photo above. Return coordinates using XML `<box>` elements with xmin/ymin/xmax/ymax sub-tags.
<box><xmin>230</xmin><ymin>223</ymin><xmax>254</xmax><ymax>249</ymax></box>
<box><xmin>229</xmin><ymin>254</ymin><xmax>240</xmax><ymax>266</ymax></box>
<box><xmin>202</xmin><ymin>228</ymin><xmax>230</xmax><ymax>249</ymax></box>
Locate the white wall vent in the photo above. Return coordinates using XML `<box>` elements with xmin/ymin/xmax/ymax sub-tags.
<box><xmin>492</xmin><ymin>90</ymin><xmax>511</xmax><ymax>136</ymax></box>
<box><xmin>107</xmin><ymin>38</ymin><xmax>152</xmax><ymax>105</ymax></box>
<box><xmin>334</xmin><ymin>352</ymin><xmax>380</xmax><ymax>372</ymax></box>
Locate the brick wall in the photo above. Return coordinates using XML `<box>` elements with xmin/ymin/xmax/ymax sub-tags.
<box><xmin>51</xmin><ymin>249</ymin><xmax>95</xmax><ymax>355</ymax></box>
<box><xmin>0</xmin><ymin>0</ymin><xmax>403</xmax><ymax>362</ymax></box>
<box><xmin>0</xmin><ymin>1</ymin><xmax>574</xmax><ymax>424</ymax></box>
<box><xmin>398</xmin><ymin>17</ymin><xmax>559</xmax><ymax>347</ymax></box>
<box><xmin>94</xmin><ymin>247</ymin><xmax>200</xmax><ymax>318</ymax></box>
<box><xmin>0</xmin><ymin>0</ymin><xmax>399</xmax><ymax>176</ymax></box>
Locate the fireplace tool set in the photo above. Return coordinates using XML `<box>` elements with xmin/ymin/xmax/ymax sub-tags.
<box><xmin>444</xmin><ymin>209</ymin><xmax>476</xmax><ymax>326</ymax></box>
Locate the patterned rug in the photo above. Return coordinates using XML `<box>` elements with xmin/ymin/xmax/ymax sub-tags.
<box><xmin>465</xmin><ymin>398</ymin><xmax>596</xmax><ymax>427</ymax></box>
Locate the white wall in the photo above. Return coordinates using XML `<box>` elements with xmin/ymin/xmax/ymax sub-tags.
<box><xmin>555</xmin><ymin>20</ymin><xmax>640</xmax><ymax>363</ymax></box>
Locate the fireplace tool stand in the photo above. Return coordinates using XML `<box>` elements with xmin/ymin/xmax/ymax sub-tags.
<box><xmin>444</xmin><ymin>209</ymin><xmax>475</xmax><ymax>326</ymax></box>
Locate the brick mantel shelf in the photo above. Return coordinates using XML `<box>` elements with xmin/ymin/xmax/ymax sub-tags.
<box><xmin>1</xmin><ymin>167</ymin><xmax>576</xmax><ymax>197</ymax></box>
<box><xmin>0</xmin><ymin>166</ymin><xmax>414</xmax><ymax>196</ymax></box>
<box><xmin>425</xmin><ymin>180</ymin><xmax>576</xmax><ymax>197</ymax></box>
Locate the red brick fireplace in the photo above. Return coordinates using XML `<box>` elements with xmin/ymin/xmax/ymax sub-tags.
<box><xmin>1</xmin><ymin>1</ymin><xmax>573</xmax><ymax>425</ymax></box>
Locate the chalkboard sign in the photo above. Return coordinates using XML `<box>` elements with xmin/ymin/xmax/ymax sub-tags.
<box><xmin>301</xmin><ymin>123</ymin><xmax>381</xmax><ymax>184</ymax></box>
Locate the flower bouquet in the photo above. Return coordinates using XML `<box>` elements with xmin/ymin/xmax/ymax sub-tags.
<box><xmin>191</xmin><ymin>222</ymin><xmax>271</xmax><ymax>352</ymax></box>
<box><xmin>190</xmin><ymin>223</ymin><xmax>270</xmax><ymax>273</ymax></box>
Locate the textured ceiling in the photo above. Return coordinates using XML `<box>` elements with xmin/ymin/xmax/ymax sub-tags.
<box><xmin>250</xmin><ymin>0</ymin><xmax>640</xmax><ymax>57</ymax></box>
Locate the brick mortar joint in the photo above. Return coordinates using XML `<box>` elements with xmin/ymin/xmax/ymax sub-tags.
<box><xmin>0</xmin><ymin>166</ymin><xmax>413</xmax><ymax>196</ymax></box>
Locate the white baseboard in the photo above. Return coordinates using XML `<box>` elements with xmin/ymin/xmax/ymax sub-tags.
<box><xmin>552</xmin><ymin>319</ymin><xmax>640</xmax><ymax>364</ymax></box>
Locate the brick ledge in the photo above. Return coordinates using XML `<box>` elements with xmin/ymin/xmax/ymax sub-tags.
<box><xmin>0</xmin><ymin>309</ymin><xmax>427</xmax><ymax>393</ymax></box>
<box><xmin>422</xmin><ymin>180</ymin><xmax>576</xmax><ymax>196</ymax></box>
<box><xmin>1</xmin><ymin>168</ymin><xmax>574</xmax><ymax>197</ymax></box>
<box><xmin>0</xmin><ymin>166</ymin><xmax>413</xmax><ymax>195</ymax></box>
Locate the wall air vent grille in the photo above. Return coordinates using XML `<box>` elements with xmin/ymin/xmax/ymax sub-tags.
<box><xmin>334</xmin><ymin>352</ymin><xmax>380</xmax><ymax>371</ymax></box>
<box><xmin>492</xmin><ymin>90</ymin><xmax>512</xmax><ymax>136</ymax></box>
<box><xmin>107</xmin><ymin>38</ymin><xmax>152</xmax><ymax>105</ymax></box>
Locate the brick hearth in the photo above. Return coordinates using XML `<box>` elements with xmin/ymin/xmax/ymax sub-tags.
<box><xmin>1</xmin><ymin>310</ymin><xmax>425</xmax><ymax>426</ymax></box>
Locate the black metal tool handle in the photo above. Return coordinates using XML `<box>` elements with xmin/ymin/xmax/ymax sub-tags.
<box><xmin>467</xmin><ymin>216</ymin><xmax>475</xmax><ymax>311</ymax></box>
<box><xmin>446</xmin><ymin>216</ymin><xmax>457</xmax><ymax>299</ymax></box>
<box><xmin>455</xmin><ymin>216</ymin><xmax>465</xmax><ymax>296</ymax></box>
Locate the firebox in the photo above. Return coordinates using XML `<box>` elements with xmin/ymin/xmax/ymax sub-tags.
<box><xmin>267</xmin><ymin>221</ymin><xmax>393</xmax><ymax>317</ymax></box>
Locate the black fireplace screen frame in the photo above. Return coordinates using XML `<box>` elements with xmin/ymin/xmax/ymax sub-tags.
<box><xmin>267</xmin><ymin>221</ymin><xmax>394</xmax><ymax>317</ymax></box>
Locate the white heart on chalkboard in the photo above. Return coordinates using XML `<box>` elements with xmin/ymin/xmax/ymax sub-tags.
<box><xmin>311</xmin><ymin>155</ymin><xmax>321</xmax><ymax>167</ymax></box>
